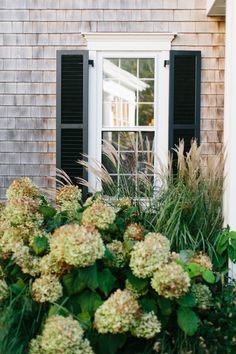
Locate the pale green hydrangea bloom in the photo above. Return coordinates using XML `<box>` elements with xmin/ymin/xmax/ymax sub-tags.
<box><xmin>123</xmin><ymin>223</ymin><xmax>145</xmax><ymax>253</ymax></box>
<box><xmin>81</xmin><ymin>200</ymin><xmax>116</xmax><ymax>230</ymax></box>
<box><xmin>0</xmin><ymin>279</ymin><xmax>9</xmax><ymax>302</ymax></box>
<box><xmin>131</xmin><ymin>311</ymin><xmax>161</xmax><ymax>339</ymax></box>
<box><xmin>0</xmin><ymin>227</ymin><xmax>24</xmax><ymax>256</ymax></box>
<box><xmin>50</xmin><ymin>224</ymin><xmax>105</xmax><ymax>268</ymax></box>
<box><xmin>106</xmin><ymin>240</ymin><xmax>127</xmax><ymax>268</ymax></box>
<box><xmin>113</xmin><ymin>197</ymin><xmax>132</xmax><ymax>210</ymax></box>
<box><xmin>151</xmin><ymin>262</ymin><xmax>190</xmax><ymax>299</ymax></box>
<box><xmin>124</xmin><ymin>223</ymin><xmax>144</xmax><ymax>242</ymax></box>
<box><xmin>189</xmin><ymin>252</ymin><xmax>213</xmax><ymax>270</ymax></box>
<box><xmin>2</xmin><ymin>197</ymin><xmax>43</xmax><ymax>229</ymax></box>
<box><xmin>130</xmin><ymin>233</ymin><xmax>170</xmax><ymax>278</ymax></box>
<box><xmin>56</xmin><ymin>185</ymin><xmax>82</xmax><ymax>219</ymax></box>
<box><xmin>39</xmin><ymin>253</ymin><xmax>69</xmax><ymax>276</ymax></box>
<box><xmin>94</xmin><ymin>289</ymin><xmax>140</xmax><ymax>334</ymax></box>
<box><xmin>191</xmin><ymin>283</ymin><xmax>212</xmax><ymax>310</ymax></box>
<box><xmin>13</xmin><ymin>244</ymin><xmax>41</xmax><ymax>277</ymax></box>
<box><xmin>29</xmin><ymin>315</ymin><xmax>94</xmax><ymax>354</ymax></box>
<box><xmin>6</xmin><ymin>177</ymin><xmax>41</xmax><ymax>201</ymax></box>
<box><xmin>32</xmin><ymin>275</ymin><xmax>63</xmax><ymax>303</ymax></box>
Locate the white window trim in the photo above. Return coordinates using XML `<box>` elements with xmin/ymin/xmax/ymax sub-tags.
<box><xmin>84</xmin><ymin>33</ymin><xmax>176</xmax><ymax>192</ymax></box>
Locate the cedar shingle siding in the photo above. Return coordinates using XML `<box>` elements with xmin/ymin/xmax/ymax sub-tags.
<box><xmin>0</xmin><ymin>0</ymin><xmax>225</xmax><ymax>198</ymax></box>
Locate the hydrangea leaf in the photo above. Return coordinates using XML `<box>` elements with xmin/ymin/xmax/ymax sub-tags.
<box><xmin>62</xmin><ymin>269</ymin><xmax>86</xmax><ymax>295</ymax></box>
<box><xmin>31</xmin><ymin>236</ymin><xmax>49</xmax><ymax>255</ymax></box>
<box><xmin>48</xmin><ymin>304</ymin><xmax>69</xmax><ymax>317</ymax></box>
<box><xmin>216</xmin><ymin>232</ymin><xmax>229</xmax><ymax>255</ymax></box>
<box><xmin>78</xmin><ymin>264</ymin><xmax>99</xmax><ymax>291</ymax></box>
<box><xmin>157</xmin><ymin>297</ymin><xmax>173</xmax><ymax>316</ymax></box>
<box><xmin>77</xmin><ymin>290</ymin><xmax>103</xmax><ymax>316</ymax></box>
<box><xmin>97</xmin><ymin>334</ymin><xmax>127</xmax><ymax>354</ymax></box>
<box><xmin>98</xmin><ymin>269</ymin><xmax>117</xmax><ymax>296</ymax></box>
<box><xmin>38</xmin><ymin>205</ymin><xmax>57</xmax><ymax>218</ymax></box>
<box><xmin>185</xmin><ymin>263</ymin><xmax>203</xmax><ymax>278</ymax></box>
<box><xmin>77</xmin><ymin>311</ymin><xmax>91</xmax><ymax>329</ymax></box>
<box><xmin>177</xmin><ymin>307</ymin><xmax>200</xmax><ymax>336</ymax></box>
<box><xmin>228</xmin><ymin>245</ymin><xmax>236</xmax><ymax>263</ymax></box>
<box><xmin>127</xmin><ymin>272</ymin><xmax>149</xmax><ymax>291</ymax></box>
<box><xmin>139</xmin><ymin>298</ymin><xmax>158</xmax><ymax>314</ymax></box>
<box><xmin>177</xmin><ymin>293</ymin><xmax>196</xmax><ymax>308</ymax></box>
<box><xmin>202</xmin><ymin>269</ymin><xmax>215</xmax><ymax>284</ymax></box>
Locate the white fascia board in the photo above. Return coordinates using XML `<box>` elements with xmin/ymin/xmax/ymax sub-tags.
<box><xmin>83</xmin><ymin>32</ymin><xmax>177</xmax><ymax>51</ymax></box>
<box><xmin>207</xmin><ymin>0</ymin><xmax>226</xmax><ymax>16</ymax></box>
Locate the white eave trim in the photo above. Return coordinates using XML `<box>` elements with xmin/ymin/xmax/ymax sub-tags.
<box><xmin>83</xmin><ymin>32</ymin><xmax>177</xmax><ymax>51</ymax></box>
<box><xmin>207</xmin><ymin>0</ymin><xmax>226</xmax><ymax>16</ymax></box>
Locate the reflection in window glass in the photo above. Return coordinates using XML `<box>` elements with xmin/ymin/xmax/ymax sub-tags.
<box><xmin>103</xmin><ymin>58</ymin><xmax>155</xmax><ymax>127</ymax></box>
<box><xmin>102</xmin><ymin>57</ymin><xmax>156</xmax><ymax>195</ymax></box>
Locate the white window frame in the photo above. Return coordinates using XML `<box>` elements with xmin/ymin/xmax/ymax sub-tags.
<box><xmin>83</xmin><ymin>33</ymin><xmax>176</xmax><ymax>191</ymax></box>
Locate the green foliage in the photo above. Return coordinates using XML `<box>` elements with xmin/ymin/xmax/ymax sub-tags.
<box><xmin>31</xmin><ymin>236</ymin><xmax>49</xmax><ymax>256</ymax></box>
<box><xmin>215</xmin><ymin>228</ymin><xmax>236</xmax><ymax>271</ymax></box>
<box><xmin>0</xmin><ymin>167</ymin><xmax>234</xmax><ymax>354</ymax></box>
<box><xmin>177</xmin><ymin>307</ymin><xmax>200</xmax><ymax>336</ymax></box>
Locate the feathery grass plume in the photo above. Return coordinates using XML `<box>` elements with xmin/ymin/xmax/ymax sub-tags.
<box><xmin>77</xmin><ymin>134</ymin><xmax>158</xmax><ymax>199</ymax></box>
<box><xmin>151</xmin><ymin>140</ymin><xmax>224</xmax><ymax>254</ymax></box>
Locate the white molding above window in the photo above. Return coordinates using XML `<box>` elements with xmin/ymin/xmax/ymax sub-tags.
<box><xmin>83</xmin><ymin>32</ymin><xmax>177</xmax><ymax>51</ymax></box>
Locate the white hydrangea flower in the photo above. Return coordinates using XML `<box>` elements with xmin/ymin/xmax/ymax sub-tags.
<box><xmin>113</xmin><ymin>197</ymin><xmax>132</xmax><ymax>210</ymax></box>
<box><xmin>189</xmin><ymin>252</ymin><xmax>213</xmax><ymax>270</ymax></box>
<box><xmin>56</xmin><ymin>185</ymin><xmax>82</xmax><ymax>220</ymax></box>
<box><xmin>6</xmin><ymin>177</ymin><xmax>41</xmax><ymax>201</ymax></box>
<box><xmin>50</xmin><ymin>224</ymin><xmax>105</xmax><ymax>268</ymax></box>
<box><xmin>39</xmin><ymin>253</ymin><xmax>70</xmax><ymax>276</ymax></box>
<box><xmin>32</xmin><ymin>275</ymin><xmax>63</xmax><ymax>303</ymax></box>
<box><xmin>130</xmin><ymin>233</ymin><xmax>170</xmax><ymax>278</ymax></box>
<box><xmin>29</xmin><ymin>316</ymin><xmax>94</xmax><ymax>354</ymax></box>
<box><xmin>123</xmin><ymin>223</ymin><xmax>144</xmax><ymax>242</ymax></box>
<box><xmin>191</xmin><ymin>283</ymin><xmax>212</xmax><ymax>310</ymax></box>
<box><xmin>131</xmin><ymin>311</ymin><xmax>161</xmax><ymax>339</ymax></box>
<box><xmin>94</xmin><ymin>289</ymin><xmax>140</xmax><ymax>334</ymax></box>
<box><xmin>13</xmin><ymin>244</ymin><xmax>41</xmax><ymax>277</ymax></box>
<box><xmin>81</xmin><ymin>201</ymin><xmax>116</xmax><ymax>230</ymax></box>
<box><xmin>151</xmin><ymin>262</ymin><xmax>190</xmax><ymax>299</ymax></box>
<box><xmin>106</xmin><ymin>240</ymin><xmax>127</xmax><ymax>268</ymax></box>
<box><xmin>2</xmin><ymin>197</ymin><xmax>43</xmax><ymax>229</ymax></box>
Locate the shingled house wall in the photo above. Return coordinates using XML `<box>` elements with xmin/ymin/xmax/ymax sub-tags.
<box><xmin>0</xmin><ymin>0</ymin><xmax>225</xmax><ymax>198</ymax></box>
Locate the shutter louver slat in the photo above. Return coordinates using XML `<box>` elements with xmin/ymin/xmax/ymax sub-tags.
<box><xmin>57</xmin><ymin>51</ymin><xmax>88</xmax><ymax>186</ymax></box>
<box><xmin>169</xmin><ymin>51</ymin><xmax>201</xmax><ymax>153</ymax></box>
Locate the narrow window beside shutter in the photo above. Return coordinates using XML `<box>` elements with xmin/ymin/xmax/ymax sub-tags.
<box><xmin>56</xmin><ymin>51</ymin><xmax>88</xmax><ymax>185</ymax></box>
<box><xmin>169</xmin><ymin>50</ymin><xmax>201</xmax><ymax>153</ymax></box>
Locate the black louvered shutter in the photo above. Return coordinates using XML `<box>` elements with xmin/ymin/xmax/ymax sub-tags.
<box><xmin>169</xmin><ymin>51</ymin><xmax>201</xmax><ymax>153</ymax></box>
<box><xmin>56</xmin><ymin>51</ymin><xmax>88</xmax><ymax>185</ymax></box>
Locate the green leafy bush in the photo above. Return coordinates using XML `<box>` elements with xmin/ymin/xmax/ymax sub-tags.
<box><xmin>0</xmin><ymin>177</ymin><xmax>235</xmax><ymax>354</ymax></box>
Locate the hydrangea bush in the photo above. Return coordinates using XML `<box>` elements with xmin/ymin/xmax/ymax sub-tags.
<box><xmin>0</xmin><ymin>178</ymin><xmax>235</xmax><ymax>354</ymax></box>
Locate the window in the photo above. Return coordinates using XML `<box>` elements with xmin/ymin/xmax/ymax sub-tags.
<box><xmin>101</xmin><ymin>56</ymin><xmax>156</xmax><ymax>193</ymax></box>
<box><xmin>56</xmin><ymin>34</ymin><xmax>201</xmax><ymax>194</ymax></box>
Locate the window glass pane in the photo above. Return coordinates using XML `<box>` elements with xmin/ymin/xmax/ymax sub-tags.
<box><xmin>119</xmin><ymin>132</ymin><xmax>136</xmax><ymax>151</ymax></box>
<box><xmin>138</xmin><ymin>104</ymin><xmax>154</xmax><ymax>126</ymax></box>
<box><xmin>137</xmin><ymin>153</ymin><xmax>154</xmax><ymax>173</ymax></box>
<box><xmin>139</xmin><ymin>58</ymin><xmax>154</xmax><ymax>78</ymax></box>
<box><xmin>102</xmin><ymin>131</ymin><xmax>119</xmax><ymax>149</ymax></box>
<box><xmin>137</xmin><ymin>131</ymin><xmax>155</xmax><ymax>151</ymax></box>
<box><xmin>120</xmin><ymin>151</ymin><xmax>137</xmax><ymax>173</ymax></box>
<box><xmin>102</xmin><ymin>153</ymin><xmax>118</xmax><ymax>174</ymax></box>
<box><xmin>120</xmin><ymin>58</ymin><xmax>137</xmax><ymax>76</ymax></box>
<box><xmin>103</xmin><ymin>57</ymin><xmax>155</xmax><ymax>127</ymax></box>
<box><xmin>139</xmin><ymin>80</ymin><xmax>154</xmax><ymax>103</ymax></box>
